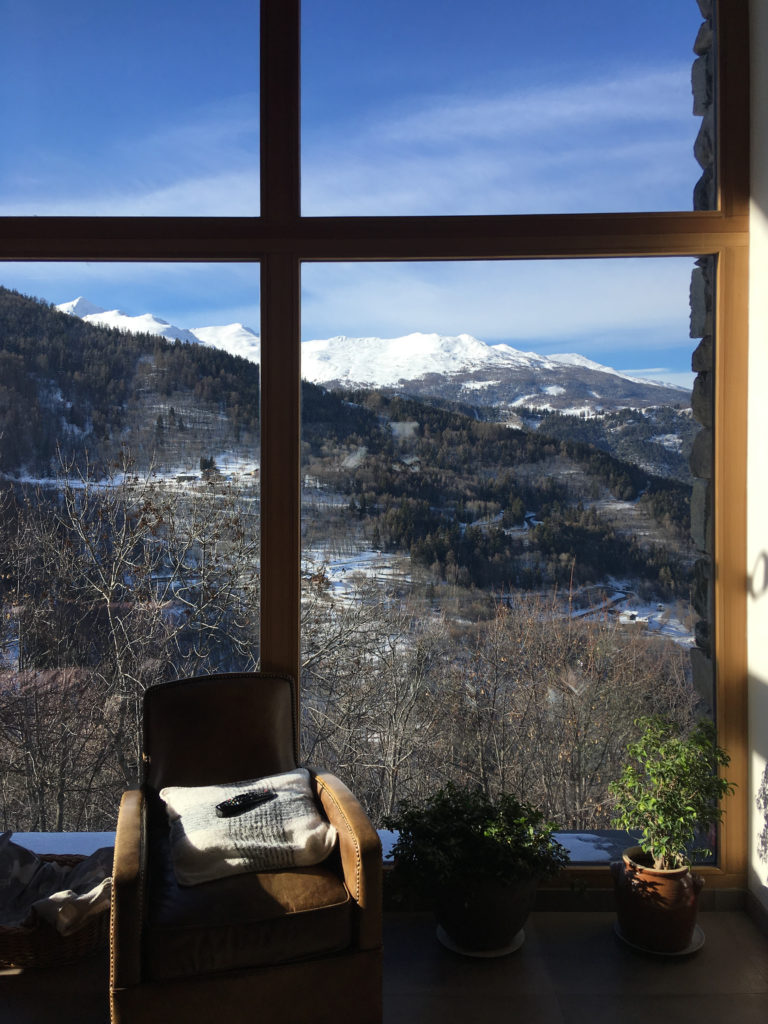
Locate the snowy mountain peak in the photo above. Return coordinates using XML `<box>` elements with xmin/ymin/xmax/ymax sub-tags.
<box><xmin>56</xmin><ymin>296</ymin><xmax>106</xmax><ymax>318</ymax></box>
<box><xmin>57</xmin><ymin>299</ymin><xmax>201</xmax><ymax>346</ymax></box>
<box><xmin>57</xmin><ymin>297</ymin><xmax>262</xmax><ymax>362</ymax></box>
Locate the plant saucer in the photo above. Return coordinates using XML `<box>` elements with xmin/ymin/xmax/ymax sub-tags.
<box><xmin>436</xmin><ymin>925</ymin><xmax>526</xmax><ymax>957</ymax></box>
<box><xmin>613</xmin><ymin>922</ymin><xmax>705</xmax><ymax>956</ymax></box>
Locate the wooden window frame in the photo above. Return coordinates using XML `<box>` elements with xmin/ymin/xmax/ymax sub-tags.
<box><xmin>0</xmin><ymin>0</ymin><xmax>749</xmax><ymax>887</ymax></box>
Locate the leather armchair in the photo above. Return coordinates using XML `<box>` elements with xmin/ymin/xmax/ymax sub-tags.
<box><xmin>109</xmin><ymin>672</ymin><xmax>382</xmax><ymax>1024</ymax></box>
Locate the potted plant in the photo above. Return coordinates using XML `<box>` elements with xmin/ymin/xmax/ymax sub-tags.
<box><xmin>609</xmin><ymin>715</ymin><xmax>735</xmax><ymax>954</ymax></box>
<box><xmin>383</xmin><ymin>782</ymin><xmax>569</xmax><ymax>956</ymax></box>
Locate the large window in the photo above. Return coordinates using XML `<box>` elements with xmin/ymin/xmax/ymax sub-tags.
<box><xmin>0</xmin><ymin>1</ymin><xmax>749</xmax><ymax>885</ymax></box>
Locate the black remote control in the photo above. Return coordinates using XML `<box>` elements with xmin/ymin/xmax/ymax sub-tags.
<box><xmin>215</xmin><ymin>790</ymin><xmax>276</xmax><ymax>818</ymax></box>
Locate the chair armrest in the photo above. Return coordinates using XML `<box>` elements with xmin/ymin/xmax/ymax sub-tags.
<box><xmin>110</xmin><ymin>788</ymin><xmax>147</xmax><ymax>990</ymax></box>
<box><xmin>312</xmin><ymin>771</ymin><xmax>382</xmax><ymax>951</ymax></box>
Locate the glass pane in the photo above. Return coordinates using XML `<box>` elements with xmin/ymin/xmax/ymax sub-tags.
<box><xmin>0</xmin><ymin>263</ymin><xmax>260</xmax><ymax>830</ymax></box>
<box><xmin>300</xmin><ymin>258</ymin><xmax>707</xmax><ymax>835</ymax></box>
<box><xmin>302</xmin><ymin>0</ymin><xmax>709</xmax><ymax>215</ymax></box>
<box><xmin>0</xmin><ymin>2</ymin><xmax>259</xmax><ymax>215</ymax></box>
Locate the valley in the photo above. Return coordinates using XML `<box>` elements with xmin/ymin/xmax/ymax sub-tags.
<box><xmin>0</xmin><ymin>286</ymin><xmax>703</xmax><ymax>833</ymax></box>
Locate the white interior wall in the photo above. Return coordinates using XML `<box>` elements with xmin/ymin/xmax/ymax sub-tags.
<box><xmin>748</xmin><ymin>0</ymin><xmax>768</xmax><ymax>912</ymax></box>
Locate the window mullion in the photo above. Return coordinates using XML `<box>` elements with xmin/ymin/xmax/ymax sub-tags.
<box><xmin>260</xmin><ymin>253</ymin><xmax>301</xmax><ymax>716</ymax></box>
<box><xmin>716</xmin><ymin>0</ymin><xmax>750</xmax><ymax>217</ymax></box>
<box><xmin>260</xmin><ymin>0</ymin><xmax>302</xmax><ymax>711</ymax></box>
<box><xmin>261</xmin><ymin>0</ymin><xmax>301</xmax><ymax>223</ymax></box>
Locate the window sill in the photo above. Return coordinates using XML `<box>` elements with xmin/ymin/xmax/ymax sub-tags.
<box><xmin>379</xmin><ymin>829</ymin><xmax>632</xmax><ymax>866</ymax></box>
<box><xmin>10</xmin><ymin>832</ymin><xmax>116</xmax><ymax>856</ymax></box>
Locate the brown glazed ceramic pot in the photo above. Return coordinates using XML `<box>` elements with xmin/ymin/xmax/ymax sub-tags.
<box><xmin>611</xmin><ymin>846</ymin><xmax>704</xmax><ymax>954</ymax></box>
<box><xmin>434</xmin><ymin>876</ymin><xmax>538</xmax><ymax>955</ymax></box>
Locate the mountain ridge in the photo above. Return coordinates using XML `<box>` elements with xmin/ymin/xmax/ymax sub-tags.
<box><xmin>57</xmin><ymin>298</ymin><xmax>689</xmax><ymax>415</ymax></box>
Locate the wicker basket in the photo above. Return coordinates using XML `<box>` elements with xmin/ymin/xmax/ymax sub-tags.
<box><xmin>0</xmin><ymin>853</ymin><xmax>109</xmax><ymax>969</ymax></box>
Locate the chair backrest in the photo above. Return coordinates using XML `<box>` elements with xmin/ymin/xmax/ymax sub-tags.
<box><xmin>142</xmin><ymin>672</ymin><xmax>297</xmax><ymax>790</ymax></box>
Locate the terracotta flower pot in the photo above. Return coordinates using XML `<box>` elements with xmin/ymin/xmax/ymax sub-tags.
<box><xmin>433</xmin><ymin>876</ymin><xmax>538</xmax><ymax>956</ymax></box>
<box><xmin>611</xmin><ymin>846</ymin><xmax>704</xmax><ymax>954</ymax></box>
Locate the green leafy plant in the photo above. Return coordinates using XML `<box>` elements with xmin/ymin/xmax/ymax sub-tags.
<box><xmin>609</xmin><ymin>716</ymin><xmax>735</xmax><ymax>870</ymax></box>
<box><xmin>383</xmin><ymin>783</ymin><xmax>569</xmax><ymax>898</ymax></box>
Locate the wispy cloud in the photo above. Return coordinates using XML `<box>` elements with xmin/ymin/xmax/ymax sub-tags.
<box><xmin>0</xmin><ymin>171</ymin><xmax>260</xmax><ymax>217</ymax></box>
<box><xmin>302</xmin><ymin>137</ymin><xmax>694</xmax><ymax>216</ymax></box>
<box><xmin>372</xmin><ymin>68</ymin><xmax>691</xmax><ymax>145</ymax></box>
<box><xmin>0</xmin><ymin>62</ymin><xmax>697</xmax><ymax>219</ymax></box>
<box><xmin>0</xmin><ymin>94</ymin><xmax>260</xmax><ymax>216</ymax></box>
<box><xmin>303</xmin><ymin>64</ymin><xmax>698</xmax><ymax>215</ymax></box>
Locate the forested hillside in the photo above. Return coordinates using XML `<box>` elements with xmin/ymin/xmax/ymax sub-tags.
<box><xmin>0</xmin><ymin>286</ymin><xmax>386</xmax><ymax>477</ymax></box>
<box><xmin>519</xmin><ymin>405</ymin><xmax>697</xmax><ymax>482</ymax></box>
<box><xmin>304</xmin><ymin>391</ymin><xmax>694</xmax><ymax>599</ymax></box>
<box><xmin>0</xmin><ymin>286</ymin><xmax>262</xmax><ymax>473</ymax></box>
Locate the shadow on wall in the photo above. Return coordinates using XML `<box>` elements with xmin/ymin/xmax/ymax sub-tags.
<box><xmin>749</xmin><ymin>552</ymin><xmax>768</xmax><ymax>600</ymax></box>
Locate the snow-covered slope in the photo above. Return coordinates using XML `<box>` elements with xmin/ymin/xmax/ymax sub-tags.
<box><xmin>190</xmin><ymin>323</ymin><xmax>260</xmax><ymax>362</ymax></box>
<box><xmin>548</xmin><ymin>352</ymin><xmax>652</xmax><ymax>386</ymax></box>
<box><xmin>57</xmin><ymin>299</ymin><xmax>200</xmax><ymax>344</ymax></box>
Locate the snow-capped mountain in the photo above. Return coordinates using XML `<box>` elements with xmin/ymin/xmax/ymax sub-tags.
<box><xmin>57</xmin><ymin>299</ymin><xmax>688</xmax><ymax>414</ymax></box>
<box><xmin>57</xmin><ymin>297</ymin><xmax>201</xmax><ymax>344</ymax></box>
<box><xmin>57</xmin><ymin>297</ymin><xmax>260</xmax><ymax>360</ymax></box>
<box><xmin>300</xmin><ymin>332</ymin><xmax>688</xmax><ymax>412</ymax></box>
<box><xmin>301</xmin><ymin>333</ymin><xmax>670</xmax><ymax>391</ymax></box>
<box><xmin>302</xmin><ymin>332</ymin><xmax>514</xmax><ymax>386</ymax></box>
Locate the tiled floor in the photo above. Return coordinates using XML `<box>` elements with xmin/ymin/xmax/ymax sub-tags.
<box><xmin>2</xmin><ymin>912</ymin><xmax>768</xmax><ymax>1023</ymax></box>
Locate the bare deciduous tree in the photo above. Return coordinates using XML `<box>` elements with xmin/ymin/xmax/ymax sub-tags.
<box><xmin>302</xmin><ymin>586</ymin><xmax>699</xmax><ymax>830</ymax></box>
<box><xmin>0</xmin><ymin>457</ymin><xmax>260</xmax><ymax>829</ymax></box>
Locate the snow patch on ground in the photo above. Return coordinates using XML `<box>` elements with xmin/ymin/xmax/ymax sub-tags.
<box><xmin>462</xmin><ymin>379</ymin><xmax>500</xmax><ymax>391</ymax></box>
<box><xmin>6</xmin><ymin>454</ymin><xmax>261</xmax><ymax>491</ymax></box>
<box><xmin>303</xmin><ymin>547</ymin><xmax>412</xmax><ymax>604</ymax></box>
<box><xmin>650</xmin><ymin>433</ymin><xmax>684</xmax><ymax>453</ymax></box>
<box><xmin>390</xmin><ymin>421</ymin><xmax>419</xmax><ymax>440</ymax></box>
<box><xmin>342</xmin><ymin>447</ymin><xmax>368</xmax><ymax>469</ymax></box>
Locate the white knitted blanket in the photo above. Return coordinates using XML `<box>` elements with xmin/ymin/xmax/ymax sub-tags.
<box><xmin>159</xmin><ymin>768</ymin><xmax>337</xmax><ymax>885</ymax></box>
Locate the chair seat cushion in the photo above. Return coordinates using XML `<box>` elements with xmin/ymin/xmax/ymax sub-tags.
<box><xmin>145</xmin><ymin>817</ymin><xmax>353</xmax><ymax>980</ymax></box>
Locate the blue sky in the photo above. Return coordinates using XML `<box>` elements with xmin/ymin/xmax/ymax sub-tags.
<box><xmin>0</xmin><ymin>1</ymin><xmax>704</xmax><ymax>387</ymax></box>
